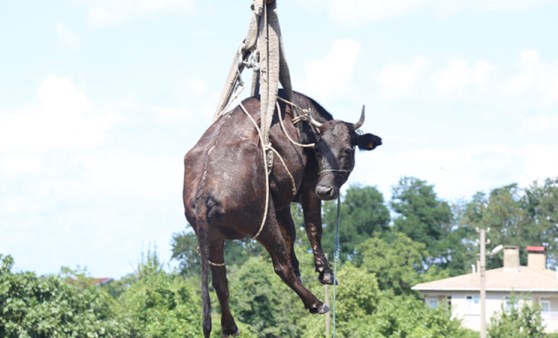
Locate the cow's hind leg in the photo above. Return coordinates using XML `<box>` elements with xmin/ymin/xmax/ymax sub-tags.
<box><xmin>257</xmin><ymin>208</ymin><xmax>329</xmax><ymax>314</ymax></box>
<box><xmin>276</xmin><ymin>208</ymin><xmax>301</xmax><ymax>281</ymax></box>
<box><xmin>209</xmin><ymin>239</ymin><xmax>239</xmax><ymax>337</ymax></box>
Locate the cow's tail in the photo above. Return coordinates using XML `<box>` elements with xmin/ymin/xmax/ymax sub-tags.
<box><xmin>195</xmin><ymin>189</ymin><xmax>212</xmax><ymax>338</ymax></box>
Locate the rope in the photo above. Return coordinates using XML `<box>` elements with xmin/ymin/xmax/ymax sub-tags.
<box><xmin>269</xmin><ymin>146</ymin><xmax>297</xmax><ymax>196</ymax></box>
<box><xmin>276</xmin><ymin>101</ymin><xmax>315</xmax><ymax>148</ymax></box>
<box><xmin>318</xmin><ymin>168</ymin><xmax>352</xmax><ymax>176</ymax></box>
<box><xmin>239</xmin><ymin>102</ymin><xmax>270</xmax><ymax>240</ymax></box>
<box><xmin>332</xmin><ymin>195</ymin><xmax>341</xmax><ymax>338</ymax></box>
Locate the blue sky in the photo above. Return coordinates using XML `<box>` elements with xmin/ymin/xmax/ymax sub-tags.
<box><xmin>1</xmin><ymin>0</ymin><xmax>558</xmax><ymax>278</ymax></box>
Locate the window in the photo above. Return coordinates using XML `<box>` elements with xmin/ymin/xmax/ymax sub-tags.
<box><xmin>504</xmin><ymin>296</ymin><xmax>517</xmax><ymax>312</ymax></box>
<box><xmin>541</xmin><ymin>299</ymin><xmax>551</xmax><ymax>317</ymax></box>
<box><xmin>466</xmin><ymin>295</ymin><xmax>480</xmax><ymax>314</ymax></box>
<box><xmin>427</xmin><ymin>297</ymin><xmax>438</xmax><ymax>308</ymax></box>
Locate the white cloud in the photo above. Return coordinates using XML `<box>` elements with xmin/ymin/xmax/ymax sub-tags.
<box><xmin>75</xmin><ymin>153</ymin><xmax>182</xmax><ymax>198</ymax></box>
<box><xmin>0</xmin><ymin>154</ymin><xmax>43</xmax><ymax>176</ymax></box>
<box><xmin>431</xmin><ymin>57</ymin><xmax>496</xmax><ymax>98</ymax></box>
<box><xmin>522</xmin><ymin>113</ymin><xmax>558</xmax><ymax>134</ymax></box>
<box><xmin>322</xmin><ymin>0</ymin><xmax>551</xmax><ymax>24</ymax></box>
<box><xmin>330</xmin><ymin>0</ymin><xmax>424</xmax><ymax>24</ymax></box>
<box><xmin>189</xmin><ymin>79</ymin><xmax>208</xmax><ymax>96</ymax></box>
<box><xmin>378</xmin><ymin>57</ymin><xmax>426</xmax><ymax>97</ymax></box>
<box><xmin>520</xmin><ymin>144</ymin><xmax>558</xmax><ymax>186</ymax></box>
<box><xmin>505</xmin><ymin>49</ymin><xmax>558</xmax><ymax>103</ymax></box>
<box><xmin>56</xmin><ymin>23</ymin><xmax>81</xmax><ymax>49</ymax></box>
<box><xmin>0</xmin><ymin>75</ymin><xmax>121</xmax><ymax>152</ymax></box>
<box><xmin>73</xmin><ymin>0</ymin><xmax>195</xmax><ymax>25</ymax></box>
<box><xmin>435</xmin><ymin>0</ymin><xmax>551</xmax><ymax>16</ymax></box>
<box><xmin>351</xmin><ymin>143</ymin><xmax>557</xmax><ymax>201</ymax></box>
<box><xmin>299</xmin><ymin>39</ymin><xmax>361</xmax><ymax>98</ymax></box>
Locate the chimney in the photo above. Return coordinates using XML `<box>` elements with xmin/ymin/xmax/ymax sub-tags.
<box><xmin>503</xmin><ymin>246</ymin><xmax>520</xmax><ymax>269</ymax></box>
<box><xmin>527</xmin><ymin>245</ymin><xmax>546</xmax><ymax>270</ymax></box>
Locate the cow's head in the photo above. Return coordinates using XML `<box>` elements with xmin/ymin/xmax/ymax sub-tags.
<box><xmin>309</xmin><ymin>106</ymin><xmax>382</xmax><ymax>200</ymax></box>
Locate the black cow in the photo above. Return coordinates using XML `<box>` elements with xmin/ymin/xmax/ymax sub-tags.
<box><xmin>183</xmin><ymin>90</ymin><xmax>381</xmax><ymax>337</ymax></box>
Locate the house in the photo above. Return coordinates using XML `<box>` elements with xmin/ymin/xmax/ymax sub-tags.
<box><xmin>412</xmin><ymin>246</ymin><xmax>558</xmax><ymax>333</ymax></box>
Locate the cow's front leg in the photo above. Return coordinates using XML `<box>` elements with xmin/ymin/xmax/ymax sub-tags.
<box><xmin>300</xmin><ymin>190</ymin><xmax>336</xmax><ymax>285</ymax></box>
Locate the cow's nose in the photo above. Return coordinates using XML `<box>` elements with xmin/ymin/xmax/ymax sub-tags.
<box><xmin>316</xmin><ymin>185</ymin><xmax>333</xmax><ymax>198</ymax></box>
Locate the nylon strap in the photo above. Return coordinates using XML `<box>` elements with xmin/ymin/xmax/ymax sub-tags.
<box><xmin>213</xmin><ymin>0</ymin><xmax>295</xmax><ymax>170</ymax></box>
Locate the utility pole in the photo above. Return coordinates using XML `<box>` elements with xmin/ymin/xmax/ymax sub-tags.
<box><xmin>324</xmin><ymin>284</ymin><xmax>330</xmax><ymax>337</ymax></box>
<box><xmin>477</xmin><ymin>228</ymin><xmax>488</xmax><ymax>338</ymax></box>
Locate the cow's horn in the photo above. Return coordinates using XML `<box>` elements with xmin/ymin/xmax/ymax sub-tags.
<box><xmin>308</xmin><ymin>110</ymin><xmax>323</xmax><ymax>128</ymax></box>
<box><xmin>354</xmin><ymin>105</ymin><xmax>365</xmax><ymax>130</ymax></box>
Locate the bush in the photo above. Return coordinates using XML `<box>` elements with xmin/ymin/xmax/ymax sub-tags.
<box><xmin>0</xmin><ymin>254</ymin><xmax>129</xmax><ymax>337</ymax></box>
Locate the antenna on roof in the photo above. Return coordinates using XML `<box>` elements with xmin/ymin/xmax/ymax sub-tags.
<box><xmin>489</xmin><ymin>244</ymin><xmax>504</xmax><ymax>257</ymax></box>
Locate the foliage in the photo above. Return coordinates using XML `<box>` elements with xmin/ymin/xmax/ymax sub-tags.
<box><xmin>390</xmin><ymin>176</ymin><xmax>476</xmax><ymax>274</ymax></box>
<box><xmin>356</xmin><ymin>232</ymin><xmax>448</xmax><ymax>295</ymax></box>
<box><xmin>0</xmin><ymin>254</ymin><xmax>130</xmax><ymax>337</ymax></box>
<box><xmin>228</xmin><ymin>254</ymin><xmax>312</xmax><ymax>338</ymax></box>
<box><xmin>523</xmin><ymin>178</ymin><xmax>558</xmax><ymax>267</ymax></box>
<box><xmin>360</xmin><ymin>294</ymin><xmax>477</xmax><ymax>338</ymax></box>
<box><xmin>322</xmin><ymin>185</ymin><xmax>391</xmax><ymax>261</ymax></box>
<box><xmin>6</xmin><ymin>176</ymin><xmax>558</xmax><ymax>337</ymax></box>
<box><xmin>172</xmin><ymin>232</ymin><xmax>269</xmax><ymax>277</ymax></box>
<box><xmin>460</xmin><ymin>183</ymin><xmax>556</xmax><ymax>269</ymax></box>
<box><xmin>170</xmin><ymin>230</ymin><xmax>201</xmax><ymax>276</ymax></box>
<box><xmin>115</xmin><ymin>250</ymin><xmax>202</xmax><ymax>337</ymax></box>
<box><xmin>488</xmin><ymin>295</ymin><xmax>546</xmax><ymax>338</ymax></box>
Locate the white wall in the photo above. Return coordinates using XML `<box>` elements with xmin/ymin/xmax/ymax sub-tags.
<box><xmin>423</xmin><ymin>291</ymin><xmax>558</xmax><ymax>333</ymax></box>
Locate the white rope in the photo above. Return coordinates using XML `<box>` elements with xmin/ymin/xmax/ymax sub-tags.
<box><xmin>239</xmin><ymin>102</ymin><xmax>270</xmax><ymax>240</ymax></box>
<box><xmin>276</xmin><ymin>101</ymin><xmax>315</xmax><ymax>148</ymax></box>
<box><xmin>269</xmin><ymin>146</ymin><xmax>297</xmax><ymax>196</ymax></box>
<box><xmin>208</xmin><ymin>261</ymin><xmax>226</xmax><ymax>267</ymax></box>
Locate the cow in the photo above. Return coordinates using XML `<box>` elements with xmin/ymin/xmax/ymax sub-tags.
<box><xmin>183</xmin><ymin>89</ymin><xmax>382</xmax><ymax>337</ymax></box>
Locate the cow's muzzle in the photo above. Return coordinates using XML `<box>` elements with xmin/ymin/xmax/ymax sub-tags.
<box><xmin>316</xmin><ymin>184</ymin><xmax>338</xmax><ymax>200</ymax></box>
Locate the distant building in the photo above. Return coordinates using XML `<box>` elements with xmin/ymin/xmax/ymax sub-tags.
<box><xmin>412</xmin><ymin>246</ymin><xmax>558</xmax><ymax>333</ymax></box>
<box><xmin>91</xmin><ymin>277</ymin><xmax>113</xmax><ymax>286</ymax></box>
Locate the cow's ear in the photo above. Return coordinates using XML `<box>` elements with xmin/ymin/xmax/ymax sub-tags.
<box><xmin>357</xmin><ymin>133</ymin><xmax>382</xmax><ymax>150</ymax></box>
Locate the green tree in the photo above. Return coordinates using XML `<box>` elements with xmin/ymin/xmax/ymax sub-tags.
<box><xmin>362</xmin><ymin>294</ymin><xmax>477</xmax><ymax>338</ymax></box>
<box><xmin>461</xmin><ymin>184</ymin><xmax>533</xmax><ymax>269</ymax></box>
<box><xmin>524</xmin><ymin>177</ymin><xmax>558</xmax><ymax>267</ymax></box>
<box><xmin>322</xmin><ymin>185</ymin><xmax>390</xmax><ymax>261</ymax></box>
<box><xmin>299</xmin><ymin>263</ymin><xmax>380</xmax><ymax>338</ymax></box>
<box><xmin>299</xmin><ymin>264</ymin><xmax>473</xmax><ymax>338</ymax></box>
<box><xmin>390</xmin><ymin>177</ymin><xmax>458</xmax><ymax>269</ymax></box>
<box><xmin>229</xmin><ymin>254</ymin><xmax>311</xmax><ymax>338</ymax></box>
<box><xmin>171</xmin><ymin>231</ymin><xmax>264</xmax><ymax>276</ymax></box>
<box><xmin>0</xmin><ymin>254</ymin><xmax>129</xmax><ymax>337</ymax></box>
<box><xmin>356</xmin><ymin>232</ymin><xmax>447</xmax><ymax>295</ymax></box>
<box><xmin>116</xmin><ymin>250</ymin><xmax>202</xmax><ymax>337</ymax></box>
<box><xmin>488</xmin><ymin>296</ymin><xmax>545</xmax><ymax>338</ymax></box>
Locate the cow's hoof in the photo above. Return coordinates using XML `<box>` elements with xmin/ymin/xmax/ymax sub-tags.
<box><xmin>222</xmin><ymin>327</ymin><xmax>239</xmax><ymax>337</ymax></box>
<box><xmin>309</xmin><ymin>303</ymin><xmax>330</xmax><ymax>314</ymax></box>
<box><xmin>319</xmin><ymin>271</ymin><xmax>338</xmax><ymax>285</ymax></box>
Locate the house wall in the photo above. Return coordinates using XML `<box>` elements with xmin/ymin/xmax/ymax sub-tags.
<box><xmin>421</xmin><ymin>291</ymin><xmax>558</xmax><ymax>333</ymax></box>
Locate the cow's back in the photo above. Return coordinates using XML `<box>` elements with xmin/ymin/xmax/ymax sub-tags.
<box><xmin>183</xmin><ymin>97</ymin><xmax>305</xmax><ymax>238</ymax></box>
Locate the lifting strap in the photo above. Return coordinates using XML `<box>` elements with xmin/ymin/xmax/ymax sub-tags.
<box><xmin>213</xmin><ymin>0</ymin><xmax>294</xmax><ymax>169</ymax></box>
